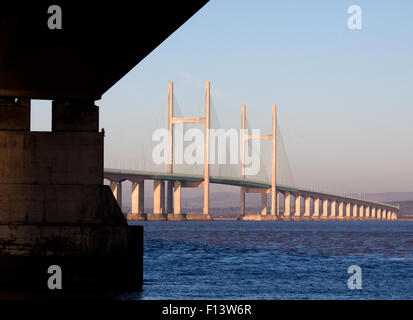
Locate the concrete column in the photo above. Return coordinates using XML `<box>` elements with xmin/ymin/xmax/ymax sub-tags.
<box><xmin>359</xmin><ymin>205</ymin><xmax>364</xmax><ymax>219</ymax></box>
<box><xmin>304</xmin><ymin>196</ymin><xmax>311</xmax><ymax>217</ymax></box>
<box><xmin>271</xmin><ymin>105</ymin><xmax>277</xmax><ymax>216</ymax></box>
<box><xmin>153</xmin><ymin>179</ymin><xmax>165</xmax><ymax>214</ymax></box>
<box><xmin>261</xmin><ymin>192</ymin><xmax>268</xmax><ymax>215</ymax></box>
<box><xmin>173</xmin><ymin>181</ymin><xmax>182</xmax><ymax>214</ymax></box>
<box><xmin>0</xmin><ymin>97</ymin><xmax>141</xmax><ymax>289</ymax></box>
<box><xmin>345</xmin><ymin>203</ymin><xmax>351</xmax><ymax>218</ymax></box>
<box><xmin>131</xmin><ymin>181</ymin><xmax>144</xmax><ymax>214</ymax></box>
<box><xmin>377</xmin><ymin>208</ymin><xmax>382</xmax><ymax>220</ymax></box>
<box><xmin>338</xmin><ymin>202</ymin><xmax>344</xmax><ymax>219</ymax></box>
<box><xmin>203</xmin><ymin>82</ymin><xmax>210</xmax><ymax>216</ymax></box>
<box><xmin>371</xmin><ymin>207</ymin><xmax>376</xmax><ymax>219</ymax></box>
<box><xmin>321</xmin><ymin>199</ymin><xmax>328</xmax><ymax>218</ymax></box>
<box><xmin>365</xmin><ymin>206</ymin><xmax>370</xmax><ymax>219</ymax></box>
<box><xmin>166</xmin><ymin>181</ymin><xmax>173</xmax><ymax>214</ymax></box>
<box><xmin>352</xmin><ymin>203</ymin><xmax>358</xmax><ymax>219</ymax></box>
<box><xmin>161</xmin><ymin>180</ymin><xmax>165</xmax><ymax>213</ymax></box>
<box><xmin>240</xmin><ymin>187</ymin><xmax>246</xmax><ymax>217</ymax></box>
<box><xmin>382</xmin><ymin>209</ymin><xmax>387</xmax><ymax>220</ymax></box>
<box><xmin>294</xmin><ymin>194</ymin><xmax>301</xmax><ymax>217</ymax></box>
<box><xmin>110</xmin><ymin>181</ymin><xmax>122</xmax><ymax>211</ymax></box>
<box><xmin>330</xmin><ymin>201</ymin><xmax>337</xmax><ymax>218</ymax></box>
<box><xmin>276</xmin><ymin>191</ymin><xmax>280</xmax><ymax>216</ymax></box>
<box><xmin>313</xmin><ymin>198</ymin><xmax>320</xmax><ymax>218</ymax></box>
<box><xmin>284</xmin><ymin>192</ymin><xmax>291</xmax><ymax>217</ymax></box>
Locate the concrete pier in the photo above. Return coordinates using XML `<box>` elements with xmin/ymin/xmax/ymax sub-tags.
<box><xmin>313</xmin><ymin>198</ymin><xmax>320</xmax><ymax>219</ymax></box>
<box><xmin>330</xmin><ymin>201</ymin><xmax>337</xmax><ymax>219</ymax></box>
<box><xmin>338</xmin><ymin>202</ymin><xmax>344</xmax><ymax>219</ymax></box>
<box><xmin>0</xmin><ymin>98</ymin><xmax>142</xmax><ymax>291</ymax></box>
<box><xmin>128</xmin><ymin>181</ymin><xmax>146</xmax><ymax>221</ymax></box>
<box><xmin>345</xmin><ymin>202</ymin><xmax>351</xmax><ymax>219</ymax></box>
<box><xmin>294</xmin><ymin>194</ymin><xmax>301</xmax><ymax>218</ymax></box>
<box><xmin>365</xmin><ymin>206</ymin><xmax>370</xmax><ymax>219</ymax></box>
<box><xmin>321</xmin><ymin>199</ymin><xmax>328</xmax><ymax>219</ymax></box>
<box><xmin>371</xmin><ymin>207</ymin><xmax>376</xmax><ymax>219</ymax></box>
<box><xmin>147</xmin><ymin>180</ymin><xmax>167</xmax><ymax>220</ymax></box>
<box><xmin>284</xmin><ymin>192</ymin><xmax>291</xmax><ymax>219</ymax></box>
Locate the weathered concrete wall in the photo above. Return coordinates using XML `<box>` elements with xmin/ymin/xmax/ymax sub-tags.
<box><xmin>0</xmin><ymin>131</ymin><xmax>103</xmax><ymax>184</ymax></box>
<box><xmin>0</xmin><ymin>98</ymin><xmax>142</xmax><ymax>292</ymax></box>
<box><xmin>0</xmin><ymin>224</ymin><xmax>129</xmax><ymax>256</ymax></box>
<box><xmin>0</xmin><ymin>185</ymin><xmax>126</xmax><ymax>225</ymax></box>
<box><xmin>0</xmin><ymin>225</ymin><xmax>143</xmax><ymax>291</ymax></box>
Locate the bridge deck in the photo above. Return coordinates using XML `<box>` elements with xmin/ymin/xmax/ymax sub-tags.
<box><xmin>104</xmin><ymin>169</ymin><xmax>399</xmax><ymax>210</ymax></box>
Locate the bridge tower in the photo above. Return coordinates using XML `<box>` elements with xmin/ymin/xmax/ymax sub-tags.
<box><xmin>240</xmin><ymin>104</ymin><xmax>278</xmax><ymax>220</ymax></box>
<box><xmin>146</xmin><ymin>81</ymin><xmax>212</xmax><ymax>220</ymax></box>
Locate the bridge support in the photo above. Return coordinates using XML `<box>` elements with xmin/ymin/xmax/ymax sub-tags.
<box><xmin>110</xmin><ymin>181</ymin><xmax>123</xmax><ymax>213</ymax></box>
<box><xmin>128</xmin><ymin>181</ymin><xmax>146</xmax><ymax>221</ymax></box>
<box><xmin>240</xmin><ymin>187</ymin><xmax>246</xmax><ymax>217</ymax></box>
<box><xmin>304</xmin><ymin>196</ymin><xmax>311</xmax><ymax>219</ymax></box>
<box><xmin>168</xmin><ymin>181</ymin><xmax>186</xmax><ymax>220</ymax></box>
<box><xmin>293</xmin><ymin>194</ymin><xmax>301</xmax><ymax>219</ymax></box>
<box><xmin>359</xmin><ymin>205</ymin><xmax>364</xmax><ymax>220</ymax></box>
<box><xmin>371</xmin><ymin>207</ymin><xmax>376</xmax><ymax>219</ymax></box>
<box><xmin>338</xmin><ymin>201</ymin><xmax>344</xmax><ymax>219</ymax></box>
<box><xmin>365</xmin><ymin>206</ymin><xmax>370</xmax><ymax>219</ymax></box>
<box><xmin>0</xmin><ymin>98</ymin><xmax>142</xmax><ymax>291</ymax></box>
<box><xmin>239</xmin><ymin>104</ymin><xmax>278</xmax><ymax>221</ymax></box>
<box><xmin>330</xmin><ymin>200</ymin><xmax>337</xmax><ymax>219</ymax></box>
<box><xmin>344</xmin><ymin>202</ymin><xmax>350</xmax><ymax>219</ymax></box>
<box><xmin>283</xmin><ymin>192</ymin><xmax>291</xmax><ymax>219</ymax></box>
<box><xmin>261</xmin><ymin>192</ymin><xmax>268</xmax><ymax>215</ymax></box>
<box><xmin>313</xmin><ymin>198</ymin><xmax>320</xmax><ymax>220</ymax></box>
<box><xmin>321</xmin><ymin>199</ymin><xmax>328</xmax><ymax>220</ymax></box>
<box><xmin>352</xmin><ymin>203</ymin><xmax>358</xmax><ymax>219</ymax></box>
<box><xmin>147</xmin><ymin>180</ymin><xmax>167</xmax><ymax>220</ymax></box>
<box><xmin>166</xmin><ymin>82</ymin><xmax>212</xmax><ymax>221</ymax></box>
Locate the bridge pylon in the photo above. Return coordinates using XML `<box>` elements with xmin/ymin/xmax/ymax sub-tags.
<box><xmin>239</xmin><ymin>104</ymin><xmax>278</xmax><ymax>221</ymax></box>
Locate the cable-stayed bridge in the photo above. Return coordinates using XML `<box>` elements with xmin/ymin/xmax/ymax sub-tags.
<box><xmin>104</xmin><ymin>82</ymin><xmax>399</xmax><ymax>221</ymax></box>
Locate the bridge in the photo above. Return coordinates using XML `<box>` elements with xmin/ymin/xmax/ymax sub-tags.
<box><xmin>104</xmin><ymin>82</ymin><xmax>399</xmax><ymax>221</ymax></box>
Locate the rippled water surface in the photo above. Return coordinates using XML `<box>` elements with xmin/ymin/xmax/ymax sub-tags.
<box><xmin>120</xmin><ymin>221</ymin><xmax>413</xmax><ymax>299</ymax></box>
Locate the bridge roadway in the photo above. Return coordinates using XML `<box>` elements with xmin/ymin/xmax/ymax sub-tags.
<box><xmin>104</xmin><ymin>168</ymin><xmax>399</xmax><ymax>221</ymax></box>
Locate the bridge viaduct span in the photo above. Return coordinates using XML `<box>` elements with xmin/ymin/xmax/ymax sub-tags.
<box><xmin>104</xmin><ymin>169</ymin><xmax>399</xmax><ymax>221</ymax></box>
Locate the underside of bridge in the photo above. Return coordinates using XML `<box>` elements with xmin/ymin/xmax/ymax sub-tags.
<box><xmin>0</xmin><ymin>2</ymin><xmax>208</xmax><ymax>292</ymax></box>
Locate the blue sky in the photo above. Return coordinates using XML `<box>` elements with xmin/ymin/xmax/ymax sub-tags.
<box><xmin>32</xmin><ymin>0</ymin><xmax>413</xmax><ymax>193</ymax></box>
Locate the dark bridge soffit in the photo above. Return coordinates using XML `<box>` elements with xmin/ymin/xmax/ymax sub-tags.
<box><xmin>0</xmin><ymin>2</ymin><xmax>209</xmax><ymax>100</ymax></box>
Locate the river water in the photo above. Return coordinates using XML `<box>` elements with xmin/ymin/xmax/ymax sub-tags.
<box><xmin>119</xmin><ymin>221</ymin><xmax>413</xmax><ymax>300</ymax></box>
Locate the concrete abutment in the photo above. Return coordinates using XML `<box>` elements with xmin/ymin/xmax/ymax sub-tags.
<box><xmin>0</xmin><ymin>98</ymin><xmax>142</xmax><ymax>292</ymax></box>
